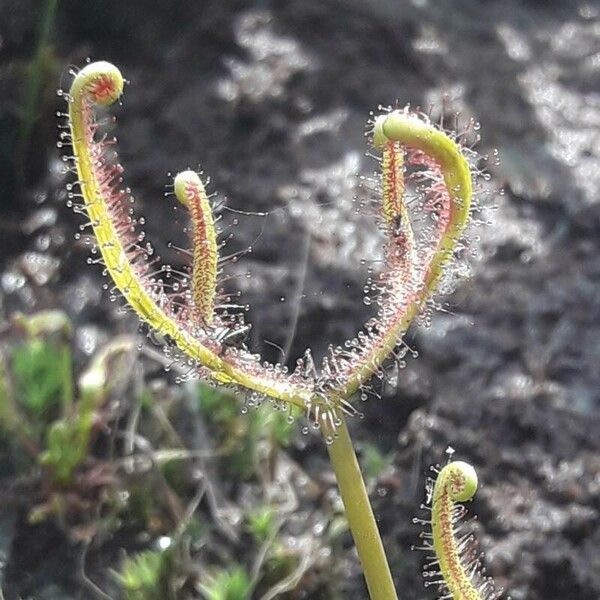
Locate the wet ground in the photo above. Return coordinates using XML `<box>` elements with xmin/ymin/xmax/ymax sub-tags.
<box><xmin>1</xmin><ymin>1</ymin><xmax>599</xmax><ymax>598</ymax></box>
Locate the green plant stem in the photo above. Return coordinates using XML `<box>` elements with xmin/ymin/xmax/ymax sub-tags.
<box><xmin>325</xmin><ymin>416</ymin><xmax>398</xmax><ymax>600</ymax></box>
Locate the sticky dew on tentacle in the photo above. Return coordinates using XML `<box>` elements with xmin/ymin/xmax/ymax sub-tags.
<box><xmin>166</xmin><ymin>174</ymin><xmax>357</xmax><ymax>431</ymax></box>
<box><xmin>413</xmin><ymin>454</ymin><xmax>504</xmax><ymax>600</ymax></box>
<box><xmin>165</xmin><ymin>185</ymin><xmax>249</xmax><ymax>335</ymax></box>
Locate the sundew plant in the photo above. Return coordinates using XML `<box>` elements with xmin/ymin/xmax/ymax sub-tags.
<box><xmin>60</xmin><ymin>60</ymin><xmax>494</xmax><ymax>600</ymax></box>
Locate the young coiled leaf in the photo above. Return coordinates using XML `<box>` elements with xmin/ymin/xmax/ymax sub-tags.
<box><xmin>416</xmin><ymin>460</ymin><xmax>502</xmax><ymax>600</ymax></box>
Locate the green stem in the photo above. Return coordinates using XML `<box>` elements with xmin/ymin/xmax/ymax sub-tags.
<box><xmin>325</xmin><ymin>416</ymin><xmax>398</xmax><ymax>600</ymax></box>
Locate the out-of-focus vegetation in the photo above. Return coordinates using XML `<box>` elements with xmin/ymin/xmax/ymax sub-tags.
<box><xmin>196</xmin><ymin>381</ymin><xmax>296</xmax><ymax>481</ymax></box>
<box><xmin>199</xmin><ymin>566</ymin><xmax>253</xmax><ymax>600</ymax></box>
<box><xmin>118</xmin><ymin>549</ymin><xmax>174</xmax><ymax>600</ymax></box>
<box><xmin>0</xmin><ymin>309</ymin><xmax>361</xmax><ymax>598</ymax></box>
<box><xmin>1</xmin><ymin>310</ymin><xmax>131</xmax><ymax>487</ymax></box>
<box><xmin>1</xmin><ymin>0</ymin><xmax>59</xmax><ymax>205</ymax></box>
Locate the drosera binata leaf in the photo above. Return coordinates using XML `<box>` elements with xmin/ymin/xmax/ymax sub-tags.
<box><xmin>64</xmin><ymin>61</ymin><xmax>313</xmax><ymax>413</ymax></box>
<box><xmin>316</xmin><ymin>107</ymin><xmax>474</xmax><ymax>404</ymax></box>
<box><xmin>414</xmin><ymin>457</ymin><xmax>504</xmax><ymax>600</ymax></box>
<box><xmin>63</xmin><ymin>61</ymin><xmax>480</xmax><ymax>430</ymax></box>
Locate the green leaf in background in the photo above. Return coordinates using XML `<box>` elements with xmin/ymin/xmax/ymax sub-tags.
<box><xmin>12</xmin><ymin>338</ymin><xmax>72</xmax><ymax>422</ymax></box>
<box><xmin>199</xmin><ymin>566</ymin><xmax>253</xmax><ymax>600</ymax></box>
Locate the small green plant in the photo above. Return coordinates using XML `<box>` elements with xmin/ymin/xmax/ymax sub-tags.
<box><xmin>0</xmin><ymin>310</ymin><xmax>135</xmax><ymax>487</ymax></box>
<box><xmin>41</xmin><ymin>335</ymin><xmax>134</xmax><ymax>485</ymax></box>
<box><xmin>63</xmin><ymin>61</ymin><xmax>480</xmax><ymax>600</ymax></box>
<box><xmin>199</xmin><ymin>566</ymin><xmax>253</xmax><ymax>600</ymax></box>
<box><xmin>118</xmin><ymin>549</ymin><xmax>172</xmax><ymax>600</ymax></box>
<box><xmin>246</xmin><ymin>505</ymin><xmax>276</xmax><ymax>543</ymax></box>
<box><xmin>12</xmin><ymin>310</ymin><xmax>73</xmax><ymax>426</ymax></box>
<box><xmin>197</xmin><ymin>382</ymin><xmax>293</xmax><ymax>479</ymax></box>
<box><xmin>0</xmin><ymin>310</ymin><xmax>74</xmax><ymax>469</ymax></box>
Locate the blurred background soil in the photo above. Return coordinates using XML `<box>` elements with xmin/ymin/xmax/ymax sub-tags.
<box><xmin>0</xmin><ymin>1</ymin><xmax>599</xmax><ymax>599</ymax></box>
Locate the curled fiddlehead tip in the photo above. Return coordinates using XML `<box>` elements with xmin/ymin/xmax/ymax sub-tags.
<box><xmin>71</xmin><ymin>61</ymin><xmax>124</xmax><ymax>106</ymax></box>
<box><xmin>415</xmin><ymin>459</ymin><xmax>502</xmax><ymax>600</ymax></box>
<box><xmin>173</xmin><ymin>170</ymin><xmax>203</xmax><ymax>205</ymax></box>
<box><xmin>438</xmin><ymin>461</ymin><xmax>478</xmax><ymax>503</ymax></box>
<box><xmin>371</xmin><ymin>114</ymin><xmax>390</xmax><ymax>148</ymax></box>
